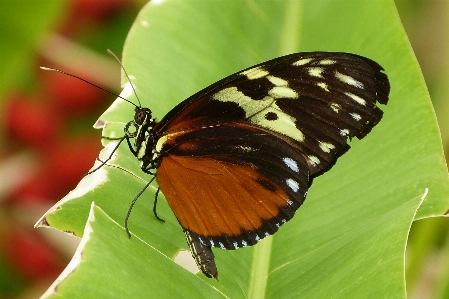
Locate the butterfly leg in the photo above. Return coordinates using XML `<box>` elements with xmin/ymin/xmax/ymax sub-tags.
<box><xmin>153</xmin><ymin>187</ymin><xmax>165</xmax><ymax>222</ymax></box>
<box><xmin>184</xmin><ymin>230</ymin><xmax>218</xmax><ymax>280</ymax></box>
<box><xmin>84</xmin><ymin>135</ymin><xmax>127</xmax><ymax>176</ymax></box>
<box><xmin>125</xmin><ymin>175</ymin><xmax>157</xmax><ymax>237</ymax></box>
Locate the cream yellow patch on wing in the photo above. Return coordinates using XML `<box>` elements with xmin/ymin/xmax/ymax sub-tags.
<box><xmin>335</xmin><ymin>71</ymin><xmax>364</xmax><ymax>88</ymax></box>
<box><xmin>308</xmin><ymin>155</ymin><xmax>320</xmax><ymax>166</ymax></box>
<box><xmin>340</xmin><ymin>129</ymin><xmax>350</xmax><ymax>136</ymax></box>
<box><xmin>318</xmin><ymin>141</ymin><xmax>336</xmax><ymax>153</ymax></box>
<box><xmin>350</xmin><ymin>113</ymin><xmax>362</xmax><ymax>121</ymax></box>
<box><xmin>345</xmin><ymin>92</ymin><xmax>366</xmax><ymax>105</ymax></box>
<box><xmin>292</xmin><ymin>58</ymin><xmax>313</xmax><ymax>66</ymax></box>
<box><xmin>154</xmin><ymin>132</ymin><xmax>178</xmax><ymax>154</ymax></box>
<box><xmin>250</xmin><ymin>107</ymin><xmax>304</xmax><ymax>142</ymax></box>
<box><xmin>308</xmin><ymin>67</ymin><xmax>324</xmax><ymax>78</ymax></box>
<box><xmin>212</xmin><ymin>87</ymin><xmax>274</xmax><ymax>117</ymax></box>
<box><xmin>268</xmin><ymin>86</ymin><xmax>298</xmax><ymax>99</ymax></box>
<box><xmin>318</xmin><ymin>59</ymin><xmax>336</xmax><ymax>65</ymax></box>
<box><xmin>241</xmin><ymin>66</ymin><xmax>269</xmax><ymax>80</ymax></box>
<box><xmin>330</xmin><ymin>103</ymin><xmax>342</xmax><ymax>113</ymax></box>
<box><xmin>317</xmin><ymin>82</ymin><xmax>330</xmax><ymax>92</ymax></box>
<box><xmin>267</xmin><ymin>75</ymin><xmax>288</xmax><ymax>87</ymax></box>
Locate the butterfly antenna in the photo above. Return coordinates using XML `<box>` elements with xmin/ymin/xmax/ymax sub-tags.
<box><xmin>39</xmin><ymin>67</ymin><xmax>138</xmax><ymax>108</ymax></box>
<box><xmin>107</xmin><ymin>49</ymin><xmax>142</xmax><ymax>108</ymax></box>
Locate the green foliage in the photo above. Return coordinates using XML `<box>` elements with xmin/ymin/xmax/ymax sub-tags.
<box><xmin>0</xmin><ymin>0</ymin><xmax>66</xmax><ymax>99</ymax></box>
<box><xmin>37</xmin><ymin>0</ymin><xmax>449</xmax><ymax>298</ymax></box>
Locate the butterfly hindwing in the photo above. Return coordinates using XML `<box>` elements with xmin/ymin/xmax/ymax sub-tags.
<box><xmin>156</xmin><ymin>122</ymin><xmax>310</xmax><ymax>249</ymax></box>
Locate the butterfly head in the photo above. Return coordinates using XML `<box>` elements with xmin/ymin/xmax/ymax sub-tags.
<box><xmin>134</xmin><ymin>107</ymin><xmax>153</xmax><ymax>126</ymax></box>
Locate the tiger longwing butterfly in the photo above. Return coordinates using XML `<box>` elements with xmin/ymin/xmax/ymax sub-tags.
<box><xmin>50</xmin><ymin>51</ymin><xmax>390</xmax><ymax>280</ymax></box>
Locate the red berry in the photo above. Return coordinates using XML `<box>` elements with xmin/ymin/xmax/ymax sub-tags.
<box><xmin>41</xmin><ymin>135</ymin><xmax>102</xmax><ymax>196</ymax></box>
<box><xmin>2</xmin><ymin>228</ymin><xmax>64</xmax><ymax>281</ymax></box>
<box><xmin>70</xmin><ymin>0</ymin><xmax>130</xmax><ymax>23</ymax></box>
<box><xmin>11</xmin><ymin>172</ymin><xmax>57</xmax><ymax>206</ymax></box>
<box><xmin>4</xmin><ymin>93</ymin><xmax>62</xmax><ymax>148</ymax></box>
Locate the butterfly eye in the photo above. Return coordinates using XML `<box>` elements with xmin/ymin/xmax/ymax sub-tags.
<box><xmin>134</xmin><ymin>108</ymin><xmax>149</xmax><ymax>125</ymax></box>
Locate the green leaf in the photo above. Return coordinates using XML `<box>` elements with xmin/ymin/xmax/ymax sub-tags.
<box><xmin>42</xmin><ymin>204</ymin><xmax>222</xmax><ymax>299</ymax></box>
<box><xmin>0</xmin><ymin>0</ymin><xmax>66</xmax><ymax>99</ymax></box>
<box><xmin>37</xmin><ymin>0</ymin><xmax>449</xmax><ymax>298</ymax></box>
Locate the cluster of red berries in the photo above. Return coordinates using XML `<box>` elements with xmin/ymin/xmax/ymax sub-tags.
<box><xmin>1</xmin><ymin>0</ymin><xmax>134</xmax><ymax>295</ymax></box>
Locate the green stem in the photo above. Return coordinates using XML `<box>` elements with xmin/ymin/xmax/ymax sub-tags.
<box><xmin>248</xmin><ymin>235</ymin><xmax>273</xmax><ymax>299</ymax></box>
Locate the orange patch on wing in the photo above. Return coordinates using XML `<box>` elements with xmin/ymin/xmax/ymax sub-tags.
<box><xmin>156</xmin><ymin>155</ymin><xmax>291</xmax><ymax>238</ymax></box>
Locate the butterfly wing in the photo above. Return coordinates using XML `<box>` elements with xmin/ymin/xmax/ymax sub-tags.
<box><xmin>153</xmin><ymin>52</ymin><xmax>389</xmax><ymax>249</ymax></box>
<box><xmin>156</xmin><ymin>122</ymin><xmax>310</xmax><ymax>249</ymax></box>
<box><xmin>155</xmin><ymin>52</ymin><xmax>389</xmax><ymax>176</ymax></box>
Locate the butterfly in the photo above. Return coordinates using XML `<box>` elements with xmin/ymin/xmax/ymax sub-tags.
<box><xmin>79</xmin><ymin>51</ymin><xmax>390</xmax><ymax>280</ymax></box>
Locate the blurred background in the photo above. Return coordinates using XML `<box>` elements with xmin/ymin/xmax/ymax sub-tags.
<box><xmin>0</xmin><ymin>0</ymin><xmax>447</xmax><ymax>298</ymax></box>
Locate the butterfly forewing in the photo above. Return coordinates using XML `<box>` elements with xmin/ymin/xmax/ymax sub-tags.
<box><xmin>151</xmin><ymin>52</ymin><xmax>389</xmax><ymax>250</ymax></box>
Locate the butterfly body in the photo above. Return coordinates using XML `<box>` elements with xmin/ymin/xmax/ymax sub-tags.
<box><xmin>117</xmin><ymin>52</ymin><xmax>389</xmax><ymax>280</ymax></box>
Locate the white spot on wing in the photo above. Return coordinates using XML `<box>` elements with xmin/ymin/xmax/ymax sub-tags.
<box><xmin>318</xmin><ymin>59</ymin><xmax>336</xmax><ymax>65</ymax></box>
<box><xmin>241</xmin><ymin>66</ymin><xmax>269</xmax><ymax>80</ymax></box>
<box><xmin>308</xmin><ymin>67</ymin><xmax>324</xmax><ymax>78</ymax></box>
<box><xmin>317</xmin><ymin>82</ymin><xmax>329</xmax><ymax>92</ymax></box>
<box><xmin>340</xmin><ymin>129</ymin><xmax>350</xmax><ymax>136</ymax></box>
<box><xmin>335</xmin><ymin>71</ymin><xmax>364</xmax><ymax>88</ymax></box>
<box><xmin>345</xmin><ymin>92</ymin><xmax>366</xmax><ymax>105</ymax></box>
<box><xmin>350</xmin><ymin>113</ymin><xmax>362</xmax><ymax>121</ymax></box>
<box><xmin>282</xmin><ymin>157</ymin><xmax>299</xmax><ymax>173</ymax></box>
<box><xmin>308</xmin><ymin>155</ymin><xmax>320</xmax><ymax>166</ymax></box>
<box><xmin>286</xmin><ymin>178</ymin><xmax>299</xmax><ymax>192</ymax></box>
<box><xmin>319</xmin><ymin>141</ymin><xmax>336</xmax><ymax>153</ymax></box>
<box><xmin>330</xmin><ymin>103</ymin><xmax>342</xmax><ymax>113</ymax></box>
<box><xmin>268</xmin><ymin>86</ymin><xmax>298</xmax><ymax>99</ymax></box>
<box><xmin>293</xmin><ymin>58</ymin><xmax>313</xmax><ymax>66</ymax></box>
<box><xmin>267</xmin><ymin>75</ymin><xmax>288</xmax><ymax>86</ymax></box>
